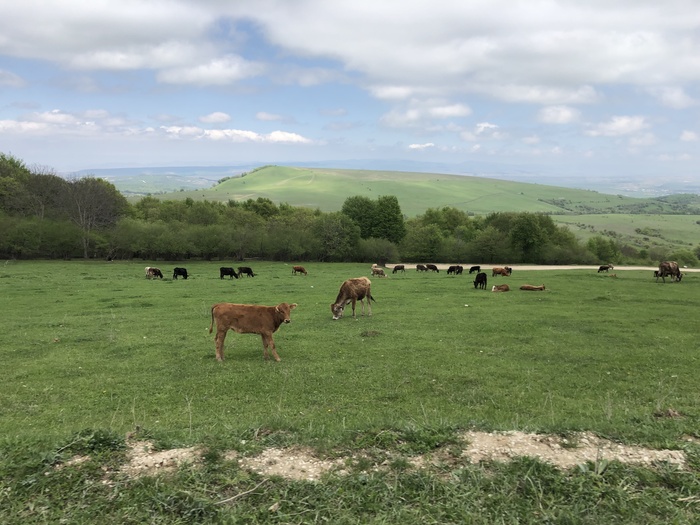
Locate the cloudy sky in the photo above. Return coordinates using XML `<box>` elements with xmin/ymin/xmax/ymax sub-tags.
<box><xmin>1</xmin><ymin>0</ymin><xmax>699</xmax><ymax>184</ymax></box>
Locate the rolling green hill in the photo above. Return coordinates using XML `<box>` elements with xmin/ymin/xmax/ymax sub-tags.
<box><xmin>156</xmin><ymin>165</ymin><xmax>700</xmax><ymax>216</ymax></box>
<box><xmin>141</xmin><ymin>165</ymin><xmax>700</xmax><ymax>253</ymax></box>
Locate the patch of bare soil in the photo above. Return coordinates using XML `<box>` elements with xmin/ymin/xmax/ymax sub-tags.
<box><xmin>103</xmin><ymin>432</ymin><xmax>686</xmax><ymax>482</ymax></box>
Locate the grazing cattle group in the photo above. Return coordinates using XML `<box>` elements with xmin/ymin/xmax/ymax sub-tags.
<box><xmin>209</xmin><ymin>302</ymin><xmax>297</xmax><ymax>362</ymax></box>
<box><xmin>331</xmin><ymin>277</ymin><xmax>375</xmax><ymax>320</ymax></box>
<box><xmin>292</xmin><ymin>265</ymin><xmax>307</xmax><ymax>275</ymax></box>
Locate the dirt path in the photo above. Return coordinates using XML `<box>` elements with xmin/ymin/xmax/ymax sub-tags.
<box><xmin>387</xmin><ymin>263</ymin><xmax>698</xmax><ymax>272</ymax></box>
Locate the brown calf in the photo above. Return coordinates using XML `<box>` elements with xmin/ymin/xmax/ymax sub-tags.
<box><xmin>292</xmin><ymin>265</ymin><xmax>307</xmax><ymax>275</ymax></box>
<box><xmin>371</xmin><ymin>267</ymin><xmax>387</xmax><ymax>277</ymax></box>
<box><xmin>519</xmin><ymin>284</ymin><xmax>545</xmax><ymax>291</ymax></box>
<box><xmin>145</xmin><ymin>266</ymin><xmax>163</xmax><ymax>279</ymax></box>
<box><xmin>492</xmin><ymin>284</ymin><xmax>510</xmax><ymax>292</ymax></box>
<box><xmin>209</xmin><ymin>302</ymin><xmax>297</xmax><ymax>362</ymax></box>
<box><xmin>331</xmin><ymin>277</ymin><xmax>375</xmax><ymax>320</ymax></box>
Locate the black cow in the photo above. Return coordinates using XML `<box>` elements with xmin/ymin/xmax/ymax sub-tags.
<box><xmin>416</xmin><ymin>264</ymin><xmax>428</xmax><ymax>272</ymax></box>
<box><xmin>597</xmin><ymin>264</ymin><xmax>614</xmax><ymax>273</ymax></box>
<box><xmin>426</xmin><ymin>264</ymin><xmax>439</xmax><ymax>273</ymax></box>
<box><xmin>468</xmin><ymin>265</ymin><xmax>481</xmax><ymax>274</ymax></box>
<box><xmin>220</xmin><ymin>267</ymin><xmax>238</xmax><ymax>279</ymax></box>
<box><xmin>238</xmin><ymin>266</ymin><xmax>256</xmax><ymax>277</ymax></box>
<box><xmin>392</xmin><ymin>264</ymin><xmax>405</xmax><ymax>274</ymax></box>
<box><xmin>447</xmin><ymin>265</ymin><xmax>463</xmax><ymax>275</ymax></box>
<box><xmin>173</xmin><ymin>267</ymin><xmax>188</xmax><ymax>279</ymax></box>
<box><xmin>473</xmin><ymin>272</ymin><xmax>487</xmax><ymax>289</ymax></box>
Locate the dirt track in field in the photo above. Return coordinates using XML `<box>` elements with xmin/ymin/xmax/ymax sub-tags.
<box><xmin>387</xmin><ymin>264</ymin><xmax>699</xmax><ymax>273</ymax></box>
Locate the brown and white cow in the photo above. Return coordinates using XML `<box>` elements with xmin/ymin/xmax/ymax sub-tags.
<box><xmin>520</xmin><ymin>284</ymin><xmax>545</xmax><ymax>291</ymax></box>
<box><xmin>371</xmin><ymin>267</ymin><xmax>387</xmax><ymax>277</ymax></box>
<box><xmin>656</xmin><ymin>261</ymin><xmax>681</xmax><ymax>283</ymax></box>
<box><xmin>331</xmin><ymin>277</ymin><xmax>375</xmax><ymax>320</ymax></box>
<box><xmin>292</xmin><ymin>265</ymin><xmax>307</xmax><ymax>275</ymax></box>
<box><xmin>492</xmin><ymin>284</ymin><xmax>510</xmax><ymax>292</ymax></box>
<box><xmin>145</xmin><ymin>266</ymin><xmax>163</xmax><ymax>279</ymax></box>
<box><xmin>208</xmin><ymin>302</ymin><xmax>297</xmax><ymax>362</ymax></box>
<box><xmin>492</xmin><ymin>266</ymin><xmax>512</xmax><ymax>277</ymax></box>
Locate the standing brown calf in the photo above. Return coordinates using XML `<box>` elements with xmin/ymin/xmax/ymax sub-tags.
<box><xmin>331</xmin><ymin>277</ymin><xmax>375</xmax><ymax>320</ymax></box>
<box><xmin>209</xmin><ymin>302</ymin><xmax>297</xmax><ymax>361</ymax></box>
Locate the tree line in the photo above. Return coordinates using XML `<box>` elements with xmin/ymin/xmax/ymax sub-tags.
<box><xmin>2</xmin><ymin>153</ymin><xmax>697</xmax><ymax>265</ymax></box>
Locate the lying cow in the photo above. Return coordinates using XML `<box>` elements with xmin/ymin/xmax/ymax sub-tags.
<box><xmin>597</xmin><ymin>264</ymin><xmax>614</xmax><ymax>273</ymax></box>
<box><xmin>392</xmin><ymin>264</ymin><xmax>405</xmax><ymax>274</ymax></box>
<box><xmin>209</xmin><ymin>302</ymin><xmax>297</xmax><ymax>362</ymax></box>
<box><xmin>145</xmin><ymin>266</ymin><xmax>163</xmax><ymax>279</ymax></box>
<box><xmin>220</xmin><ymin>267</ymin><xmax>238</xmax><ymax>279</ymax></box>
<box><xmin>331</xmin><ymin>277</ymin><xmax>375</xmax><ymax>320</ymax></box>
<box><xmin>520</xmin><ymin>284</ymin><xmax>546</xmax><ymax>291</ymax></box>
<box><xmin>371</xmin><ymin>267</ymin><xmax>387</xmax><ymax>277</ymax></box>
<box><xmin>426</xmin><ymin>264</ymin><xmax>440</xmax><ymax>272</ymax></box>
<box><xmin>447</xmin><ymin>265</ymin><xmax>463</xmax><ymax>275</ymax></box>
<box><xmin>292</xmin><ymin>265</ymin><xmax>307</xmax><ymax>275</ymax></box>
<box><xmin>173</xmin><ymin>267</ymin><xmax>188</xmax><ymax>279</ymax></box>
<box><xmin>237</xmin><ymin>266</ymin><xmax>256</xmax><ymax>277</ymax></box>
<box><xmin>492</xmin><ymin>284</ymin><xmax>510</xmax><ymax>292</ymax></box>
<box><xmin>416</xmin><ymin>264</ymin><xmax>428</xmax><ymax>272</ymax></box>
<box><xmin>492</xmin><ymin>266</ymin><xmax>512</xmax><ymax>277</ymax></box>
<box><xmin>468</xmin><ymin>265</ymin><xmax>481</xmax><ymax>274</ymax></box>
<box><xmin>473</xmin><ymin>272</ymin><xmax>487</xmax><ymax>289</ymax></box>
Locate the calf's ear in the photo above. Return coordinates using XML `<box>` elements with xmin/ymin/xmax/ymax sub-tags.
<box><xmin>290</xmin><ymin>303</ymin><xmax>298</xmax><ymax>310</ymax></box>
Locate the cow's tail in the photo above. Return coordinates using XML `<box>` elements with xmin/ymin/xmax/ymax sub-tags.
<box><xmin>209</xmin><ymin>306</ymin><xmax>215</xmax><ymax>333</ymax></box>
<box><xmin>369</xmin><ymin>293</ymin><xmax>377</xmax><ymax>304</ymax></box>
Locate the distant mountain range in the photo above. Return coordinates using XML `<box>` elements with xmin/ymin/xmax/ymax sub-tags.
<box><xmin>70</xmin><ymin>159</ymin><xmax>700</xmax><ymax>197</ymax></box>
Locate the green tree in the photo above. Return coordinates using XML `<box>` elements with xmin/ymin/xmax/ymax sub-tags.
<box><xmin>341</xmin><ymin>195</ymin><xmax>377</xmax><ymax>239</ymax></box>
<box><xmin>312</xmin><ymin>212</ymin><xmax>360</xmax><ymax>261</ymax></box>
<box><xmin>400</xmin><ymin>223</ymin><xmax>443</xmax><ymax>261</ymax></box>
<box><xmin>586</xmin><ymin>236</ymin><xmax>620</xmax><ymax>263</ymax></box>
<box><xmin>374</xmin><ymin>195</ymin><xmax>406</xmax><ymax>244</ymax></box>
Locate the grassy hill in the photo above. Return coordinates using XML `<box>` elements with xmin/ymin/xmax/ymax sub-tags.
<box><xmin>136</xmin><ymin>165</ymin><xmax>700</xmax><ymax>254</ymax></box>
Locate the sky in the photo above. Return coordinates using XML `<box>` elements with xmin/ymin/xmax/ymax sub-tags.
<box><xmin>1</xmin><ymin>0</ymin><xmax>699</xmax><ymax>188</ymax></box>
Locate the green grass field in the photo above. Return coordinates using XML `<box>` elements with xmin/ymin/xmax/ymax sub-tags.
<box><xmin>2</xmin><ymin>260</ymin><xmax>699</xmax><ymax>523</ymax></box>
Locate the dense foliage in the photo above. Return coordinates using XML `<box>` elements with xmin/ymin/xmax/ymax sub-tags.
<box><xmin>1</xmin><ymin>153</ymin><xmax>697</xmax><ymax>264</ymax></box>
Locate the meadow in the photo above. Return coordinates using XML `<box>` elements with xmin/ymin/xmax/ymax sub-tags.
<box><xmin>2</xmin><ymin>260</ymin><xmax>699</xmax><ymax>523</ymax></box>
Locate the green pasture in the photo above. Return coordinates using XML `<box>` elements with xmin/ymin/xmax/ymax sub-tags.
<box><xmin>2</xmin><ymin>260</ymin><xmax>698</xmax><ymax>448</ymax></box>
<box><xmin>2</xmin><ymin>260</ymin><xmax>700</xmax><ymax>523</ymax></box>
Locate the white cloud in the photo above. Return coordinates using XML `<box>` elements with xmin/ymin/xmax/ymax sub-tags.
<box><xmin>538</xmin><ymin>105</ymin><xmax>581</xmax><ymax>124</ymax></box>
<box><xmin>381</xmin><ymin>99</ymin><xmax>471</xmax><ymax>128</ymax></box>
<box><xmin>586</xmin><ymin>116</ymin><xmax>649</xmax><ymax>137</ymax></box>
<box><xmin>0</xmin><ymin>69</ymin><xmax>25</xmax><ymax>87</ymax></box>
<box><xmin>680</xmin><ymin>130</ymin><xmax>698</xmax><ymax>142</ymax></box>
<box><xmin>199</xmin><ymin>112</ymin><xmax>231</xmax><ymax>124</ymax></box>
<box><xmin>157</xmin><ymin>56</ymin><xmax>265</xmax><ymax>86</ymax></box>
<box><xmin>408</xmin><ymin>142</ymin><xmax>435</xmax><ymax>150</ymax></box>
<box><xmin>649</xmin><ymin>86</ymin><xmax>696</xmax><ymax>109</ymax></box>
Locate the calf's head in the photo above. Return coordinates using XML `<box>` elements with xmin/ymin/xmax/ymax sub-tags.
<box><xmin>275</xmin><ymin>302</ymin><xmax>298</xmax><ymax>323</ymax></box>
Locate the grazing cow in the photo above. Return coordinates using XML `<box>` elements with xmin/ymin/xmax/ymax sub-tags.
<box><xmin>371</xmin><ymin>267</ymin><xmax>387</xmax><ymax>277</ymax></box>
<box><xmin>447</xmin><ymin>265</ymin><xmax>464</xmax><ymax>275</ymax></box>
<box><xmin>492</xmin><ymin>266</ymin><xmax>512</xmax><ymax>277</ymax></box>
<box><xmin>237</xmin><ymin>266</ymin><xmax>256</xmax><ymax>277</ymax></box>
<box><xmin>656</xmin><ymin>261</ymin><xmax>681</xmax><ymax>283</ymax></box>
<box><xmin>597</xmin><ymin>264</ymin><xmax>614</xmax><ymax>273</ymax></box>
<box><xmin>416</xmin><ymin>264</ymin><xmax>428</xmax><ymax>272</ymax></box>
<box><xmin>145</xmin><ymin>266</ymin><xmax>163</xmax><ymax>279</ymax></box>
<box><xmin>473</xmin><ymin>272</ymin><xmax>487</xmax><ymax>289</ymax></box>
<box><xmin>172</xmin><ymin>267</ymin><xmax>188</xmax><ymax>280</ymax></box>
<box><xmin>520</xmin><ymin>284</ymin><xmax>546</xmax><ymax>291</ymax></box>
<box><xmin>392</xmin><ymin>264</ymin><xmax>405</xmax><ymax>274</ymax></box>
<box><xmin>426</xmin><ymin>264</ymin><xmax>440</xmax><ymax>273</ymax></box>
<box><xmin>468</xmin><ymin>265</ymin><xmax>481</xmax><ymax>274</ymax></box>
<box><xmin>292</xmin><ymin>265</ymin><xmax>307</xmax><ymax>275</ymax></box>
<box><xmin>492</xmin><ymin>284</ymin><xmax>510</xmax><ymax>292</ymax></box>
<box><xmin>220</xmin><ymin>267</ymin><xmax>239</xmax><ymax>279</ymax></box>
<box><xmin>331</xmin><ymin>277</ymin><xmax>375</xmax><ymax>320</ymax></box>
<box><xmin>209</xmin><ymin>302</ymin><xmax>297</xmax><ymax>362</ymax></box>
